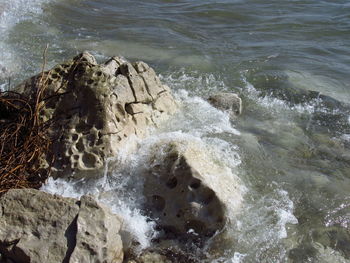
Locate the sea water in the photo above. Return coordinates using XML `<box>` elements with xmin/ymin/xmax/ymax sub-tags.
<box><xmin>1</xmin><ymin>0</ymin><xmax>349</xmax><ymax>262</ymax></box>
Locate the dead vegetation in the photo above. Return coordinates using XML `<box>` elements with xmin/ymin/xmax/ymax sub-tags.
<box><xmin>0</xmin><ymin>46</ymin><xmax>53</xmax><ymax>195</ymax></box>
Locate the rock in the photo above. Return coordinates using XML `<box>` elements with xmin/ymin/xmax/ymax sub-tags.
<box><xmin>143</xmin><ymin>143</ymin><xmax>226</xmax><ymax>242</ymax></box>
<box><xmin>208</xmin><ymin>92</ymin><xmax>242</xmax><ymax>117</ymax></box>
<box><xmin>125</xmin><ymin>249</ymin><xmax>200</xmax><ymax>263</ymax></box>
<box><xmin>15</xmin><ymin>52</ymin><xmax>177</xmax><ymax>179</ymax></box>
<box><xmin>0</xmin><ymin>189</ymin><xmax>123</xmax><ymax>263</ymax></box>
<box><xmin>126</xmin><ymin>251</ymin><xmax>171</xmax><ymax>263</ymax></box>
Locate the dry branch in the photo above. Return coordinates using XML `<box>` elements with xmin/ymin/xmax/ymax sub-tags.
<box><xmin>0</xmin><ymin>46</ymin><xmax>54</xmax><ymax>195</ymax></box>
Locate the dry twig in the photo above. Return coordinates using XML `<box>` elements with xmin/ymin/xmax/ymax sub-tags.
<box><xmin>0</xmin><ymin>45</ymin><xmax>54</xmax><ymax>195</ymax></box>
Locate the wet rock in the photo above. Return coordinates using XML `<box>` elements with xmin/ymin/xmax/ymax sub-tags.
<box><xmin>0</xmin><ymin>189</ymin><xmax>123</xmax><ymax>263</ymax></box>
<box><xmin>208</xmin><ymin>92</ymin><xmax>242</xmax><ymax>117</ymax></box>
<box><xmin>126</xmin><ymin>251</ymin><xmax>171</xmax><ymax>263</ymax></box>
<box><xmin>125</xmin><ymin>248</ymin><xmax>200</xmax><ymax>263</ymax></box>
<box><xmin>15</xmin><ymin>52</ymin><xmax>177</xmax><ymax>179</ymax></box>
<box><xmin>144</xmin><ymin>143</ymin><xmax>226</xmax><ymax>243</ymax></box>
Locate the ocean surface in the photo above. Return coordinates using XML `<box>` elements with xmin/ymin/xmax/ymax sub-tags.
<box><xmin>1</xmin><ymin>0</ymin><xmax>350</xmax><ymax>262</ymax></box>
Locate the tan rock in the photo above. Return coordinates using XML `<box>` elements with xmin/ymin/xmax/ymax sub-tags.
<box><xmin>0</xmin><ymin>189</ymin><xmax>123</xmax><ymax>263</ymax></box>
<box><xmin>15</xmin><ymin>52</ymin><xmax>177</xmax><ymax>179</ymax></box>
<box><xmin>143</xmin><ymin>143</ymin><xmax>226</xmax><ymax>241</ymax></box>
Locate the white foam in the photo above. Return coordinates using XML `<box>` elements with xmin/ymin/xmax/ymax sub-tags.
<box><xmin>161</xmin><ymin>89</ymin><xmax>240</xmax><ymax>136</ymax></box>
<box><xmin>160</xmin><ymin>70</ymin><xmax>227</xmax><ymax>96</ymax></box>
<box><xmin>242</xmin><ymin>77</ymin><xmax>318</xmax><ymax>115</ymax></box>
<box><xmin>230</xmin><ymin>252</ymin><xmax>247</xmax><ymax>263</ymax></box>
<box><xmin>231</xmin><ymin>187</ymin><xmax>298</xmax><ymax>261</ymax></box>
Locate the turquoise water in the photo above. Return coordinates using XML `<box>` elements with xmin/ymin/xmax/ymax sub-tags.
<box><xmin>1</xmin><ymin>0</ymin><xmax>350</xmax><ymax>262</ymax></box>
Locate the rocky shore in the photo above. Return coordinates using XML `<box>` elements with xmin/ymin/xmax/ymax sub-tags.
<box><xmin>0</xmin><ymin>53</ymin><xmax>242</xmax><ymax>263</ymax></box>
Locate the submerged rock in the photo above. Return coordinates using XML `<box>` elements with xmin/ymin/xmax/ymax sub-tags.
<box><xmin>126</xmin><ymin>249</ymin><xmax>200</xmax><ymax>263</ymax></box>
<box><xmin>126</xmin><ymin>251</ymin><xmax>171</xmax><ymax>263</ymax></box>
<box><xmin>15</xmin><ymin>52</ymin><xmax>177</xmax><ymax>179</ymax></box>
<box><xmin>144</xmin><ymin>143</ymin><xmax>226</xmax><ymax>243</ymax></box>
<box><xmin>208</xmin><ymin>92</ymin><xmax>242</xmax><ymax>117</ymax></box>
<box><xmin>0</xmin><ymin>189</ymin><xmax>123</xmax><ymax>263</ymax></box>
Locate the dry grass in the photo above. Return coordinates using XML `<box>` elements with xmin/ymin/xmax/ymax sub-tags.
<box><xmin>0</xmin><ymin>46</ymin><xmax>53</xmax><ymax>195</ymax></box>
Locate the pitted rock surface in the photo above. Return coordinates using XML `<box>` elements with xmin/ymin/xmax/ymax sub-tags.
<box><xmin>0</xmin><ymin>189</ymin><xmax>123</xmax><ymax>263</ymax></box>
<box><xmin>16</xmin><ymin>52</ymin><xmax>177</xmax><ymax>179</ymax></box>
<box><xmin>144</xmin><ymin>144</ymin><xmax>226</xmax><ymax>241</ymax></box>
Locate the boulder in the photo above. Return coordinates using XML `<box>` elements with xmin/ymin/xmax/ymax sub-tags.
<box><xmin>0</xmin><ymin>189</ymin><xmax>123</xmax><ymax>263</ymax></box>
<box><xmin>143</xmin><ymin>143</ymin><xmax>226</xmax><ymax>242</ymax></box>
<box><xmin>208</xmin><ymin>92</ymin><xmax>242</xmax><ymax>117</ymax></box>
<box><xmin>15</xmin><ymin>52</ymin><xmax>177</xmax><ymax>179</ymax></box>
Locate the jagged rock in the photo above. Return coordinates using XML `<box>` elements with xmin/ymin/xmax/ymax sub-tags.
<box><xmin>15</xmin><ymin>52</ymin><xmax>177</xmax><ymax>179</ymax></box>
<box><xmin>143</xmin><ymin>143</ymin><xmax>226</xmax><ymax>242</ymax></box>
<box><xmin>0</xmin><ymin>189</ymin><xmax>123</xmax><ymax>263</ymax></box>
<box><xmin>208</xmin><ymin>92</ymin><xmax>242</xmax><ymax>117</ymax></box>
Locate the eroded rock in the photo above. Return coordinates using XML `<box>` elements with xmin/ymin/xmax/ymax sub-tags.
<box><xmin>143</xmin><ymin>143</ymin><xmax>226</xmax><ymax>242</ymax></box>
<box><xmin>15</xmin><ymin>52</ymin><xmax>177</xmax><ymax>179</ymax></box>
<box><xmin>0</xmin><ymin>189</ymin><xmax>123</xmax><ymax>263</ymax></box>
<box><xmin>208</xmin><ymin>92</ymin><xmax>242</xmax><ymax>117</ymax></box>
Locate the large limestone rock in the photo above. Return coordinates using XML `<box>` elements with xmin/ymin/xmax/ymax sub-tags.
<box><xmin>16</xmin><ymin>52</ymin><xmax>177</xmax><ymax>179</ymax></box>
<box><xmin>0</xmin><ymin>189</ymin><xmax>123</xmax><ymax>263</ymax></box>
<box><xmin>143</xmin><ymin>143</ymin><xmax>227</xmax><ymax>242</ymax></box>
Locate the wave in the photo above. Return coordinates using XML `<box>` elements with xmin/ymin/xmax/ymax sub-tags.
<box><xmin>0</xmin><ymin>0</ymin><xmax>53</xmax><ymax>79</ymax></box>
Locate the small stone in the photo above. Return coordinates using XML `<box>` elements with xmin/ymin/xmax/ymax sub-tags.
<box><xmin>208</xmin><ymin>92</ymin><xmax>242</xmax><ymax>117</ymax></box>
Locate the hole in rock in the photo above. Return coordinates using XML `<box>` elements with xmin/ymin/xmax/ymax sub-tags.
<box><xmin>185</xmin><ymin>220</ymin><xmax>206</xmax><ymax>236</ymax></box>
<box><xmin>199</xmin><ymin>189</ymin><xmax>215</xmax><ymax>205</ymax></box>
<box><xmin>82</xmin><ymin>153</ymin><xmax>97</xmax><ymax>168</ymax></box>
<box><xmin>76</xmin><ymin>138</ymin><xmax>85</xmax><ymax>152</ymax></box>
<box><xmin>216</xmin><ymin>216</ymin><xmax>224</xmax><ymax>223</ymax></box>
<box><xmin>72</xmin><ymin>134</ymin><xmax>79</xmax><ymax>141</ymax></box>
<box><xmin>189</xmin><ymin>179</ymin><xmax>201</xmax><ymax>190</ymax></box>
<box><xmin>166</xmin><ymin>177</ymin><xmax>178</xmax><ymax>189</ymax></box>
<box><xmin>176</xmin><ymin>209</ymin><xmax>184</xmax><ymax>218</ymax></box>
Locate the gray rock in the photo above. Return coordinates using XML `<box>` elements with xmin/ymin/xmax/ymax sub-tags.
<box><xmin>125</xmin><ymin>249</ymin><xmax>200</xmax><ymax>263</ymax></box>
<box><xmin>0</xmin><ymin>189</ymin><xmax>123</xmax><ymax>263</ymax></box>
<box><xmin>126</xmin><ymin>251</ymin><xmax>171</xmax><ymax>263</ymax></box>
<box><xmin>15</xmin><ymin>52</ymin><xmax>178</xmax><ymax>179</ymax></box>
<box><xmin>144</xmin><ymin>143</ymin><xmax>226</xmax><ymax>241</ymax></box>
<box><xmin>208</xmin><ymin>92</ymin><xmax>242</xmax><ymax>117</ymax></box>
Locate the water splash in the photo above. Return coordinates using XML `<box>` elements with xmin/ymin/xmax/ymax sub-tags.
<box><xmin>0</xmin><ymin>0</ymin><xmax>52</xmax><ymax>79</ymax></box>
